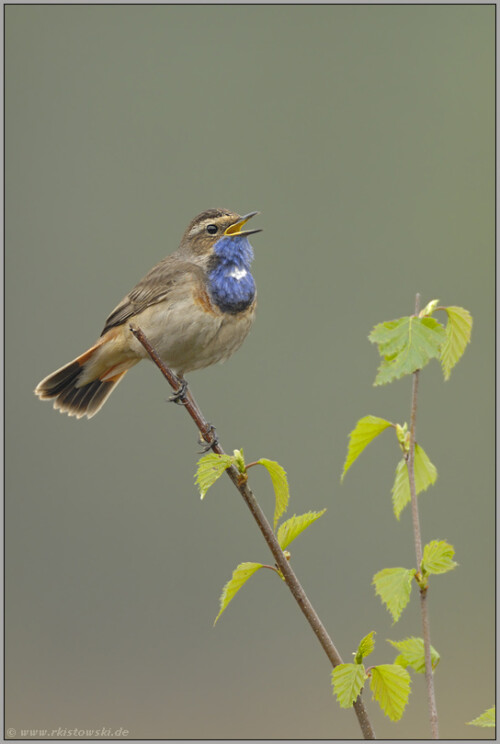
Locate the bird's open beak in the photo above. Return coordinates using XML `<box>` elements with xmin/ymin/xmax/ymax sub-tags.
<box><xmin>225</xmin><ymin>211</ymin><xmax>262</xmax><ymax>237</ymax></box>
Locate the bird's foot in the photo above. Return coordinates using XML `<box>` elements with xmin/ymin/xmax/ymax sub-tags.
<box><xmin>168</xmin><ymin>377</ymin><xmax>188</xmax><ymax>405</ymax></box>
<box><xmin>198</xmin><ymin>424</ymin><xmax>219</xmax><ymax>453</ymax></box>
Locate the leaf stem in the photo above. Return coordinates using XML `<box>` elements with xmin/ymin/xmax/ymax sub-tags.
<box><xmin>130</xmin><ymin>325</ymin><xmax>376</xmax><ymax>740</ymax></box>
<box><xmin>261</xmin><ymin>563</ymin><xmax>282</xmax><ymax>574</ymax></box>
<box><xmin>406</xmin><ymin>294</ymin><xmax>439</xmax><ymax>739</ymax></box>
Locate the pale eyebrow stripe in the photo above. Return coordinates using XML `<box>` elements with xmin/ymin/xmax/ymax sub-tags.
<box><xmin>188</xmin><ymin>219</ymin><xmax>211</xmax><ymax>237</ymax></box>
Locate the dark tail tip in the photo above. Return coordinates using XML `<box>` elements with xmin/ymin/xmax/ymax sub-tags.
<box><xmin>35</xmin><ymin>361</ymin><xmax>125</xmax><ymax>419</ymax></box>
<box><xmin>35</xmin><ymin>361</ymin><xmax>82</xmax><ymax>399</ymax></box>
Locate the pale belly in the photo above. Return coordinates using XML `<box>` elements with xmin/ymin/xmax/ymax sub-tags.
<box><xmin>128</xmin><ymin>296</ymin><xmax>256</xmax><ymax>375</ymax></box>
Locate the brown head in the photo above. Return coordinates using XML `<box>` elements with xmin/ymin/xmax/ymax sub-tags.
<box><xmin>178</xmin><ymin>208</ymin><xmax>261</xmax><ymax>260</ymax></box>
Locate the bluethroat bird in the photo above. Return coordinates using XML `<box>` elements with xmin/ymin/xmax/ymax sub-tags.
<box><xmin>35</xmin><ymin>208</ymin><xmax>261</xmax><ymax>419</ymax></box>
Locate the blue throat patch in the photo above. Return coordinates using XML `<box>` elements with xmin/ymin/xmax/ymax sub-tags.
<box><xmin>207</xmin><ymin>235</ymin><xmax>256</xmax><ymax>314</ymax></box>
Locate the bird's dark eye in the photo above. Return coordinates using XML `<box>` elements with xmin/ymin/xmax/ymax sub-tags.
<box><xmin>206</xmin><ymin>224</ymin><xmax>218</xmax><ymax>235</ymax></box>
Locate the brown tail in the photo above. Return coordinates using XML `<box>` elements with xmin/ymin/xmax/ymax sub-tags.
<box><xmin>35</xmin><ymin>339</ymin><xmax>131</xmax><ymax>419</ymax></box>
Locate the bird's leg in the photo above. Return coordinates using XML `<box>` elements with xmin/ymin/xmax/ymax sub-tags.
<box><xmin>198</xmin><ymin>424</ymin><xmax>219</xmax><ymax>453</ymax></box>
<box><xmin>168</xmin><ymin>375</ymin><xmax>188</xmax><ymax>404</ymax></box>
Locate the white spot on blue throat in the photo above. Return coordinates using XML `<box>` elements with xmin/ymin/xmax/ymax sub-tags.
<box><xmin>227</xmin><ymin>267</ymin><xmax>248</xmax><ymax>280</ymax></box>
<box><xmin>208</xmin><ymin>234</ymin><xmax>256</xmax><ymax>314</ymax></box>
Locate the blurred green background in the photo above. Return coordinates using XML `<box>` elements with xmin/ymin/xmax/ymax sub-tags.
<box><xmin>6</xmin><ymin>5</ymin><xmax>494</xmax><ymax>740</ymax></box>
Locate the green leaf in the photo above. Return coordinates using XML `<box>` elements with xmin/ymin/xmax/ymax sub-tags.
<box><xmin>422</xmin><ymin>540</ymin><xmax>458</xmax><ymax>576</ymax></box>
<box><xmin>331</xmin><ymin>663</ymin><xmax>367</xmax><ymax>708</ymax></box>
<box><xmin>369</xmin><ymin>664</ymin><xmax>411</xmax><ymax>721</ymax></box>
<box><xmin>276</xmin><ymin>510</ymin><xmax>327</xmax><ymax>550</ymax></box>
<box><xmin>373</xmin><ymin>567</ymin><xmax>416</xmax><ymax>623</ymax></box>
<box><xmin>392</xmin><ymin>458</ymin><xmax>411</xmax><ymax>520</ymax></box>
<box><xmin>195</xmin><ymin>453</ymin><xmax>235</xmax><ymax>499</ymax></box>
<box><xmin>467</xmin><ymin>706</ymin><xmax>495</xmax><ymax>727</ymax></box>
<box><xmin>342</xmin><ymin>416</ymin><xmax>393</xmax><ymax>480</ymax></box>
<box><xmin>355</xmin><ymin>631</ymin><xmax>376</xmax><ymax>664</ymax></box>
<box><xmin>393</xmin><ymin>654</ymin><xmax>407</xmax><ymax>668</ymax></box>
<box><xmin>414</xmin><ymin>443</ymin><xmax>438</xmax><ymax>492</ymax></box>
<box><xmin>369</xmin><ymin>315</ymin><xmax>446</xmax><ymax>385</ymax></box>
<box><xmin>387</xmin><ymin>637</ymin><xmax>440</xmax><ymax>673</ymax></box>
<box><xmin>214</xmin><ymin>562</ymin><xmax>263</xmax><ymax>625</ymax></box>
<box><xmin>257</xmin><ymin>458</ymin><xmax>290</xmax><ymax>530</ymax></box>
<box><xmin>391</xmin><ymin>445</ymin><xmax>437</xmax><ymax>520</ymax></box>
<box><xmin>440</xmin><ymin>306</ymin><xmax>473</xmax><ymax>380</ymax></box>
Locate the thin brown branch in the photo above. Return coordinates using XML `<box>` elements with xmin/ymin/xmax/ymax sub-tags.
<box><xmin>406</xmin><ymin>294</ymin><xmax>439</xmax><ymax>739</ymax></box>
<box><xmin>130</xmin><ymin>324</ymin><xmax>376</xmax><ymax>740</ymax></box>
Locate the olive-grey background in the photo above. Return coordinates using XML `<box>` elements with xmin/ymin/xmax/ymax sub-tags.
<box><xmin>5</xmin><ymin>5</ymin><xmax>494</xmax><ymax>740</ymax></box>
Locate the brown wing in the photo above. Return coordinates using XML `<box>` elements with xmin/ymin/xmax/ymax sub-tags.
<box><xmin>101</xmin><ymin>256</ymin><xmax>207</xmax><ymax>335</ymax></box>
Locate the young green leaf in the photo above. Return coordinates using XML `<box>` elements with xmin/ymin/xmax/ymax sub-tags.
<box><xmin>369</xmin><ymin>664</ymin><xmax>411</xmax><ymax>721</ymax></box>
<box><xmin>388</xmin><ymin>637</ymin><xmax>440</xmax><ymax>673</ymax></box>
<box><xmin>393</xmin><ymin>654</ymin><xmax>407</xmax><ymax>668</ymax></box>
<box><xmin>421</xmin><ymin>540</ymin><xmax>458</xmax><ymax>575</ymax></box>
<box><xmin>419</xmin><ymin>298</ymin><xmax>440</xmax><ymax>318</ymax></box>
<box><xmin>391</xmin><ymin>445</ymin><xmax>437</xmax><ymax>520</ymax></box>
<box><xmin>373</xmin><ymin>567</ymin><xmax>416</xmax><ymax>623</ymax></box>
<box><xmin>257</xmin><ymin>458</ymin><xmax>289</xmax><ymax>529</ymax></box>
<box><xmin>342</xmin><ymin>416</ymin><xmax>393</xmax><ymax>480</ymax></box>
<box><xmin>440</xmin><ymin>306</ymin><xmax>473</xmax><ymax>380</ymax></box>
<box><xmin>276</xmin><ymin>510</ymin><xmax>327</xmax><ymax>550</ymax></box>
<box><xmin>369</xmin><ymin>315</ymin><xmax>446</xmax><ymax>385</ymax></box>
<box><xmin>355</xmin><ymin>631</ymin><xmax>376</xmax><ymax>664</ymax></box>
<box><xmin>467</xmin><ymin>706</ymin><xmax>495</xmax><ymax>727</ymax></box>
<box><xmin>392</xmin><ymin>458</ymin><xmax>411</xmax><ymax>520</ymax></box>
<box><xmin>414</xmin><ymin>444</ymin><xmax>438</xmax><ymax>492</ymax></box>
<box><xmin>214</xmin><ymin>562</ymin><xmax>263</xmax><ymax>625</ymax></box>
<box><xmin>195</xmin><ymin>453</ymin><xmax>235</xmax><ymax>499</ymax></box>
<box><xmin>331</xmin><ymin>663</ymin><xmax>367</xmax><ymax>708</ymax></box>
<box><xmin>395</xmin><ymin>422</ymin><xmax>409</xmax><ymax>450</ymax></box>
<box><xmin>233</xmin><ymin>448</ymin><xmax>246</xmax><ymax>473</ymax></box>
